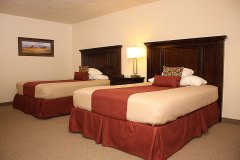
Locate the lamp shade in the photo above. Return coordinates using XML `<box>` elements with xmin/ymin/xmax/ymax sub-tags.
<box><xmin>127</xmin><ymin>47</ymin><xmax>144</xmax><ymax>59</ymax></box>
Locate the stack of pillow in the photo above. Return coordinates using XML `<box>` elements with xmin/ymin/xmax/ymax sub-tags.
<box><xmin>149</xmin><ymin>66</ymin><xmax>207</xmax><ymax>87</ymax></box>
<box><xmin>88</xmin><ymin>68</ymin><xmax>109</xmax><ymax>80</ymax></box>
<box><xmin>74</xmin><ymin>66</ymin><xmax>109</xmax><ymax>80</ymax></box>
<box><xmin>180</xmin><ymin>68</ymin><xmax>207</xmax><ymax>86</ymax></box>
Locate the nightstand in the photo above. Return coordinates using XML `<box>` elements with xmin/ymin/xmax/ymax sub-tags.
<box><xmin>110</xmin><ymin>77</ymin><xmax>145</xmax><ymax>85</ymax></box>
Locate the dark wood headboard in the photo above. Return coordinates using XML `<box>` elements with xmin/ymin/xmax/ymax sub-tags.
<box><xmin>80</xmin><ymin>45</ymin><xmax>122</xmax><ymax>78</ymax></box>
<box><xmin>145</xmin><ymin>35</ymin><xmax>227</xmax><ymax>116</ymax></box>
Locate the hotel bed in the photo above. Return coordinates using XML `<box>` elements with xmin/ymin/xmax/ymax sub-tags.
<box><xmin>72</xmin><ymin>83</ymin><xmax>218</xmax><ymax>125</ymax></box>
<box><xmin>69</xmin><ymin>36</ymin><xmax>226</xmax><ymax>160</ymax></box>
<box><xmin>13</xmin><ymin>45</ymin><xmax>122</xmax><ymax>118</ymax></box>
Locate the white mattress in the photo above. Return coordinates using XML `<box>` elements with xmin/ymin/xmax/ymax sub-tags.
<box><xmin>73</xmin><ymin>83</ymin><xmax>218</xmax><ymax>125</ymax></box>
<box><xmin>17</xmin><ymin>79</ymin><xmax>110</xmax><ymax>99</ymax></box>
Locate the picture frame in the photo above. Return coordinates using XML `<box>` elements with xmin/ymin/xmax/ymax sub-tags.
<box><xmin>18</xmin><ymin>37</ymin><xmax>54</xmax><ymax>57</ymax></box>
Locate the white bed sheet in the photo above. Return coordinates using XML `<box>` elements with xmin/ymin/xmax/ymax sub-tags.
<box><xmin>74</xmin><ymin>83</ymin><xmax>218</xmax><ymax>125</ymax></box>
<box><xmin>17</xmin><ymin>79</ymin><xmax>110</xmax><ymax>99</ymax></box>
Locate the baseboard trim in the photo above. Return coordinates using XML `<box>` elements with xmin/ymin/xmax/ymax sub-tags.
<box><xmin>222</xmin><ymin>118</ymin><xmax>240</xmax><ymax>125</ymax></box>
<box><xmin>0</xmin><ymin>102</ymin><xmax>13</xmax><ymax>106</ymax></box>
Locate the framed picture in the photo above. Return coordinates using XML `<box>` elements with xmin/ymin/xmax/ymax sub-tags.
<box><xmin>18</xmin><ymin>37</ymin><xmax>54</xmax><ymax>57</ymax></box>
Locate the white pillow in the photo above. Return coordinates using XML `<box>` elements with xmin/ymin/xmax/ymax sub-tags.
<box><xmin>182</xmin><ymin>68</ymin><xmax>194</xmax><ymax>78</ymax></box>
<box><xmin>180</xmin><ymin>75</ymin><xmax>207</xmax><ymax>86</ymax></box>
<box><xmin>89</xmin><ymin>74</ymin><xmax>109</xmax><ymax>80</ymax></box>
<box><xmin>148</xmin><ymin>77</ymin><xmax>154</xmax><ymax>83</ymax></box>
<box><xmin>88</xmin><ymin>68</ymin><xmax>103</xmax><ymax>75</ymax></box>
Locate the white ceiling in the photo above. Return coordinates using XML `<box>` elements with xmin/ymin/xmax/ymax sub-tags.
<box><xmin>0</xmin><ymin>0</ymin><xmax>159</xmax><ymax>24</ymax></box>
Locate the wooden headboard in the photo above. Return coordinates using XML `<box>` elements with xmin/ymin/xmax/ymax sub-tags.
<box><xmin>145</xmin><ymin>35</ymin><xmax>227</xmax><ymax>115</ymax></box>
<box><xmin>80</xmin><ymin>45</ymin><xmax>122</xmax><ymax>78</ymax></box>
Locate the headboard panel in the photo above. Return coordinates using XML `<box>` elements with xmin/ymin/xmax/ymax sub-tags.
<box><xmin>145</xmin><ymin>36</ymin><xmax>227</xmax><ymax>116</ymax></box>
<box><xmin>80</xmin><ymin>45</ymin><xmax>122</xmax><ymax>78</ymax></box>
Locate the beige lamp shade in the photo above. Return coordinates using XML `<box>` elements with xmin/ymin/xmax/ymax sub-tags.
<box><xmin>127</xmin><ymin>47</ymin><xmax>144</xmax><ymax>59</ymax></box>
<box><xmin>127</xmin><ymin>46</ymin><xmax>144</xmax><ymax>77</ymax></box>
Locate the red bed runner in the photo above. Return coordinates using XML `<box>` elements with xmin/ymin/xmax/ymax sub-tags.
<box><xmin>23</xmin><ymin>80</ymin><xmax>78</xmax><ymax>97</ymax></box>
<box><xmin>92</xmin><ymin>85</ymin><xmax>171</xmax><ymax>120</ymax></box>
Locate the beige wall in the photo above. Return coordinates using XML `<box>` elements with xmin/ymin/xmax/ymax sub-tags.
<box><xmin>0</xmin><ymin>0</ymin><xmax>239</xmax><ymax>120</ymax></box>
<box><xmin>72</xmin><ymin>0</ymin><xmax>240</xmax><ymax>120</ymax></box>
<box><xmin>0</xmin><ymin>13</ymin><xmax>72</xmax><ymax>103</ymax></box>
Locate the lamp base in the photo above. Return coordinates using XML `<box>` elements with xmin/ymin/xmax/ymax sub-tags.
<box><xmin>131</xmin><ymin>75</ymin><xmax>140</xmax><ymax>78</ymax></box>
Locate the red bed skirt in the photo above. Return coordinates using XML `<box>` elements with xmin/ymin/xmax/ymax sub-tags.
<box><xmin>69</xmin><ymin>102</ymin><xmax>220</xmax><ymax>160</ymax></box>
<box><xmin>13</xmin><ymin>94</ymin><xmax>74</xmax><ymax>118</ymax></box>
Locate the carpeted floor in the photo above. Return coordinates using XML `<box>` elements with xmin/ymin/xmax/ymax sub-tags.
<box><xmin>0</xmin><ymin>105</ymin><xmax>239</xmax><ymax>160</ymax></box>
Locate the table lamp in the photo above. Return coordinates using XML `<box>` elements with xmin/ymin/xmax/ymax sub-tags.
<box><xmin>127</xmin><ymin>46</ymin><xmax>144</xmax><ymax>78</ymax></box>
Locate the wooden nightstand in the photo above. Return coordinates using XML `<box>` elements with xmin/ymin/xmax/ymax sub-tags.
<box><xmin>110</xmin><ymin>77</ymin><xmax>145</xmax><ymax>85</ymax></box>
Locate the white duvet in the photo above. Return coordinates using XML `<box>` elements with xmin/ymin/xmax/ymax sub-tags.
<box><xmin>73</xmin><ymin>83</ymin><xmax>218</xmax><ymax>125</ymax></box>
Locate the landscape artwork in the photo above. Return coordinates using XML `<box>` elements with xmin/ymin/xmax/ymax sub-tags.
<box><xmin>18</xmin><ymin>37</ymin><xmax>54</xmax><ymax>56</ymax></box>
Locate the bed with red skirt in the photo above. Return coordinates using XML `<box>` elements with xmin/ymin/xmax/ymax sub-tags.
<box><xmin>13</xmin><ymin>45</ymin><xmax>123</xmax><ymax>118</ymax></box>
<box><xmin>69</xmin><ymin>102</ymin><xmax>219</xmax><ymax>160</ymax></box>
<box><xmin>69</xmin><ymin>82</ymin><xmax>219</xmax><ymax>160</ymax></box>
<box><xmin>68</xmin><ymin>36</ymin><xmax>226</xmax><ymax>160</ymax></box>
<box><xmin>13</xmin><ymin>79</ymin><xmax>110</xmax><ymax>118</ymax></box>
